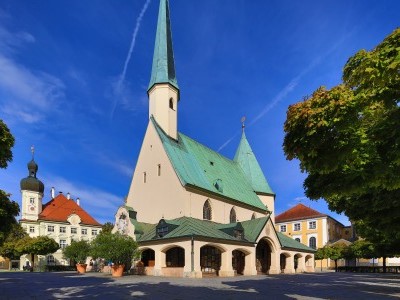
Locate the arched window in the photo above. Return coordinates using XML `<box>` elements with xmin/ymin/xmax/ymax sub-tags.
<box><xmin>169</xmin><ymin>98</ymin><xmax>174</xmax><ymax>110</ymax></box>
<box><xmin>309</xmin><ymin>236</ymin><xmax>316</xmax><ymax>249</ymax></box>
<box><xmin>203</xmin><ymin>200</ymin><xmax>212</xmax><ymax>220</ymax></box>
<box><xmin>230</xmin><ymin>207</ymin><xmax>237</xmax><ymax>223</ymax></box>
<box><xmin>295</xmin><ymin>238</ymin><xmax>301</xmax><ymax>242</ymax></box>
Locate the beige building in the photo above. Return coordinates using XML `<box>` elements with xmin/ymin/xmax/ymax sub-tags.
<box><xmin>19</xmin><ymin>156</ymin><xmax>102</xmax><ymax>270</ymax></box>
<box><xmin>275</xmin><ymin>204</ymin><xmax>354</xmax><ymax>269</ymax></box>
<box><xmin>113</xmin><ymin>0</ymin><xmax>315</xmax><ymax>278</ymax></box>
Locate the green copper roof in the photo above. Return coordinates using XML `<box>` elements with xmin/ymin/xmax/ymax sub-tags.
<box><xmin>148</xmin><ymin>0</ymin><xmax>179</xmax><ymax>93</ymax></box>
<box><xmin>151</xmin><ymin>117</ymin><xmax>267</xmax><ymax>211</ymax></box>
<box><xmin>135</xmin><ymin>216</ymin><xmax>269</xmax><ymax>244</ymax></box>
<box><xmin>277</xmin><ymin>232</ymin><xmax>316</xmax><ymax>253</ymax></box>
<box><xmin>234</xmin><ymin>131</ymin><xmax>274</xmax><ymax>195</ymax></box>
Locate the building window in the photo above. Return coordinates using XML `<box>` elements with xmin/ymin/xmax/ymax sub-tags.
<box><xmin>158</xmin><ymin>164</ymin><xmax>161</xmax><ymax>176</ymax></box>
<box><xmin>280</xmin><ymin>225</ymin><xmax>287</xmax><ymax>232</ymax></box>
<box><xmin>143</xmin><ymin>172</ymin><xmax>147</xmax><ymax>183</ymax></box>
<box><xmin>59</xmin><ymin>240</ymin><xmax>67</xmax><ymax>249</ymax></box>
<box><xmin>308</xmin><ymin>221</ymin><xmax>316</xmax><ymax>229</ymax></box>
<box><xmin>295</xmin><ymin>238</ymin><xmax>301</xmax><ymax>242</ymax></box>
<box><xmin>92</xmin><ymin>230</ymin><xmax>98</xmax><ymax>236</ymax></box>
<box><xmin>71</xmin><ymin>227</ymin><xmax>77</xmax><ymax>234</ymax></box>
<box><xmin>234</xmin><ymin>228</ymin><xmax>244</xmax><ymax>240</ymax></box>
<box><xmin>251</xmin><ymin>213</ymin><xmax>256</xmax><ymax>220</ymax></box>
<box><xmin>59</xmin><ymin>226</ymin><xmax>66</xmax><ymax>233</ymax></box>
<box><xmin>81</xmin><ymin>229</ymin><xmax>87</xmax><ymax>235</ymax></box>
<box><xmin>47</xmin><ymin>225</ymin><xmax>54</xmax><ymax>232</ymax></box>
<box><xmin>29</xmin><ymin>226</ymin><xmax>35</xmax><ymax>233</ymax></box>
<box><xmin>203</xmin><ymin>200</ymin><xmax>212</xmax><ymax>220</ymax></box>
<box><xmin>294</xmin><ymin>223</ymin><xmax>301</xmax><ymax>231</ymax></box>
<box><xmin>30</xmin><ymin>198</ymin><xmax>35</xmax><ymax>204</ymax></box>
<box><xmin>309</xmin><ymin>237</ymin><xmax>317</xmax><ymax>249</ymax></box>
<box><xmin>169</xmin><ymin>98</ymin><xmax>174</xmax><ymax>110</ymax></box>
<box><xmin>47</xmin><ymin>255</ymin><xmax>55</xmax><ymax>265</ymax></box>
<box><xmin>230</xmin><ymin>207</ymin><xmax>237</xmax><ymax>223</ymax></box>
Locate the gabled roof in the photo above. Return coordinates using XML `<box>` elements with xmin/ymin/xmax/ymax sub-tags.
<box><xmin>275</xmin><ymin>203</ymin><xmax>326</xmax><ymax>223</ymax></box>
<box><xmin>148</xmin><ymin>0</ymin><xmax>179</xmax><ymax>93</ymax></box>
<box><xmin>234</xmin><ymin>131</ymin><xmax>274</xmax><ymax>195</ymax></box>
<box><xmin>39</xmin><ymin>194</ymin><xmax>101</xmax><ymax>226</ymax></box>
<box><xmin>277</xmin><ymin>231</ymin><xmax>316</xmax><ymax>253</ymax></box>
<box><xmin>151</xmin><ymin>117</ymin><xmax>267</xmax><ymax>211</ymax></box>
<box><xmin>134</xmin><ymin>216</ymin><xmax>270</xmax><ymax>244</ymax></box>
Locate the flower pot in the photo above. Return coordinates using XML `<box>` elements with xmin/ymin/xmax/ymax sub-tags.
<box><xmin>76</xmin><ymin>263</ymin><xmax>87</xmax><ymax>274</ymax></box>
<box><xmin>111</xmin><ymin>264</ymin><xmax>125</xmax><ymax>277</ymax></box>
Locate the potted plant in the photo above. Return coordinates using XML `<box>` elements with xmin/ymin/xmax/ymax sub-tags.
<box><xmin>63</xmin><ymin>240</ymin><xmax>91</xmax><ymax>274</ymax></box>
<box><xmin>90</xmin><ymin>232</ymin><xmax>138</xmax><ymax>277</ymax></box>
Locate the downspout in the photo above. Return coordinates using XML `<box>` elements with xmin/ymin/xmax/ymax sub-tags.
<box><xmin>191</xmin><ymin>234</ymin><xmax>194</xmax><ymax>272</ymax></box>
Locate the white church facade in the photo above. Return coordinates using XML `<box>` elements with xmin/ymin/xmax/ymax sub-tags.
<box><xmin>113</xmin><ymin>0</ymin><xmax>315</xmax><ymax>278</ymax></box>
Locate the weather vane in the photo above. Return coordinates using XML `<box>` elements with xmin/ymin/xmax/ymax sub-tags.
<box><xmin>241</xmin><ymin>116</ymin><xmax>246</xmax><ymax>131</ymax></box>
<box><xmin>31</xmin><ymin>145</ymin><xmax>35</xmax><ymax>160</ymax></box>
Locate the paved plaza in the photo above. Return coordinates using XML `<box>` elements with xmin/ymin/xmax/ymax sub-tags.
<box><xmin>0</xmin><ymin>271</ymin><xmax>399</xmax><ymax>299</ymax></box>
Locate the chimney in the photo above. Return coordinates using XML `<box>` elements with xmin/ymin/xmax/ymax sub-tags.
<box><xmin>76</xmin><ymin>198</ymin><xmax>80</xmax><ymax>206</ymax></box>
<box><xmin>67</xmin><ymin>192</ymin><xmax>71</xmax><ymax>200</ymax></box>
<box><xmin>51</xmin><ymin>187</ymin><xmax>55</xmax><ymax>198</ymax></box>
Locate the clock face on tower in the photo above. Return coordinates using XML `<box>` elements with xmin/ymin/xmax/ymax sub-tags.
<box><xmin>28</xmin><ymin>204</ymin><xmax>36</xmax><ymax>212</ymax></box>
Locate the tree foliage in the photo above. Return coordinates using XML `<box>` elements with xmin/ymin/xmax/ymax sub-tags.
<box><xmin>90</xmin><ymin>232</ymin><xmax>138</xmax><ymax>266</ymax></box>
<box><xmin>18</xmin><ymin>236</ymin><xmax>59</xmax><ymax>270</ymax></box>
<box><xmin>63</xmin><ymin>239</ymin><xmax>91</xmax><ymax>264</ymax></box>
<box><xmin>0</xmin><ymin>191</ymin><xmax>20</xmax><ymax>246</ymax></box>
<box><xmin>101</xmin><ymin>222</ymin><xmax>114</xmax><ymax>234</ymax></box>
<box><xmin>283</xmin><ymin>28</ymin><xmax>400</xmax><ymax>242</ymax></box>
<box><xmin>0</xmin><ymin>119</ymin><xmax>15</xmax><ymax>169</ymax></box>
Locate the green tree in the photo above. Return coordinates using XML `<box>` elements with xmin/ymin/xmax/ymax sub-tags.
<box><xmin>18</xmin><ymin>236</ymin><xmax>59</xmax><ymax>271</ymax></box>
<box><xmin>91</xmin><ymin>232</ymin><xmax>138</xmax><ymax>269</ymax></box>
<box><xmin>0</xmin><ymin>191</ymin><xmax>19</xmax><ymax>246</ymax></box>
<box><xmin>0</xmin><ymin>119</ymin><xmax>15</xmax><ymax>168</ymax></box>
<box><xmin>101</xmin><ymin>222</ymin><xmax>114</xmax><ymax>234</ymax></box>
<box><xmin>324</xmin><ymin>243</ymin><xmax>350</xmax><ymax>272</ymax></box>
<box><xmin>63</xmin><ymin>240</ymin><xmax>91</xmax><ymax>264</ymax></box>
<box><xmin>283</xmin><ymin>28</ymin><xmax>400</xmax><ymax>242</ymax></box>
<box><xmin>314</xmin><ymin>247</ymin><xmax>327</xmax><ymax>271</ymax></box>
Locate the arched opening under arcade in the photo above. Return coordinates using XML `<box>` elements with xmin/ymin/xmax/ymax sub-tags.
<box><xmin>305</xmin><ymin>254</ymin><xmax>314</xmax><ymax>272</ymax></box>
<box><xmin>141</xmin><ymin>248</ymin><xmax>155</xmax><ymax>267</ymax></box>
<box><xmin>166</xmin><ymin>246</ymin><xmax>185</xmax><ymax>267</ymax></box>
<box><xmin>256</xmin><ymin>239</ymin><xmax>272</xmax><ymax>274</ymax></box>
<box><xmin>200</xmin><ymin>245</ymin><xmax>221</xmax><ymax>276</ymax></box>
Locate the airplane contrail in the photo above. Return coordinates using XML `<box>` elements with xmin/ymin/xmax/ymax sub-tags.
<box><xmin>111</xmin><ymin>0</ymin><xmax>152</xmax><ymax>119</ymax></box>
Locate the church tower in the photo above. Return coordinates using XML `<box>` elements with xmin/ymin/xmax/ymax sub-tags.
<box><xmin>147</xmin><ymin>0</ymin><xmax>179</xmax><ymax>140</ymax></box>
<box><xmin>20</xmin><ymin>147</ymin><xmax>44</xmax><ymax>221</ymax></box>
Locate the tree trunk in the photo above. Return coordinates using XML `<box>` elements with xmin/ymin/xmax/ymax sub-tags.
<box><xmin>383</xmin><ymin>256</ymin><xmax>387</xmax><ymax>273</ymax></box>
<box><xmin>334</xmin><ymin>260</ymin><xmax>338</xmax><ymax>272</ymax></box>
<box><xmin>30</xmin><ymin>253</ymin><xmax>34</xmax><ymax>272</ymax></box>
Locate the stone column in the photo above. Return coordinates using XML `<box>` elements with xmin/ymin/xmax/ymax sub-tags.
<box><xmin>284</xmin><ymin>254</ymin><xmax>295</xmax><ymax>274</ymax></box>
<box><xmin>219</xmin><ymin>250</ymin><xmax>235</xmax><ymax>277</ymax></box>
<box><xmin>243</xmin><ymin>251</ymin><xmax>257</xmax><ymax>276</ymax></box>
<box><xmin>153</xmin><ymin>249</ymin><xmax>165</xmax><ymax>276</ymax></box>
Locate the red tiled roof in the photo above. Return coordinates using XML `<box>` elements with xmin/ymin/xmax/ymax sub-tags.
<box><xmin>39</xmin><ymin>194</ymin><xmax>101</xmax><ymax>226</ymax></box>
<box><xmin>275</xmin><ymin>203</ymin><xmax>326</xmax><ymax>223</ymax></box>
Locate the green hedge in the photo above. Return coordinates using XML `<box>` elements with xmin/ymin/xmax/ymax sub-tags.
<box><xmin>45</xmin><ymin>265</ymin><xmax>77</xmax><ymax>272</ymax></box>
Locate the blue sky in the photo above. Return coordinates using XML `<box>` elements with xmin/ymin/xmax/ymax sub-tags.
<box><xmin>1</xmin><ymin>0</ymin><xmax>399</xmax><ymax>225</ymax></box>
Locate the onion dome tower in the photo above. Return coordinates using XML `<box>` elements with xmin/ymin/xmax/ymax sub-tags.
<box><xmin>20</xmin><ymin>146</ymin><xmax>44</xmax><ymax>220</ymax></box>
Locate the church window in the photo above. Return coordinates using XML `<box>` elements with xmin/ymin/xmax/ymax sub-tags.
<box><xmin>71</xmin><ymin>227</ymin><xmax>77</xmax><ymax>234</ymax></box>
<box><xmin>251</xmin><ymin>213</ymin><xmax>256</xmax><ymax>220</ymax></box>
<box><xmin>230</xmin><ymin>207</ymin><xmax>237</xmax><ymax>223</ymax></box>
<box><xmin>48</xmin><ymin>225</ymin><xmax>54</xmax><ymax>233</ymax></box>
<box><xmin>59</xmin><ymin>226</ymin><xmax>66</xmax><ymax>233</ymax></box>
<box><xmin>280</xmin><ymin>225</ymin><xmax>287</xmax><ymax>232</ymax></box>
<box><xmin>30</xmin><ymin>198</ymin><xmax>35</xmax><ymax>204</ymax></box>
<box><xmin>169</xmin><ymin>98</ymin><xmax>174</xmax><ymax>110</ymax></box>
<box><xmin>29</xmin><ymin>226</ymin><xmax>35</xmax><ymax>233</ymax></box>
<box><xmin>309</xmin><ymin>237</ymin><xmax>317</xmax><ymax>249</ymax></box>
<box><xmin>158</xmin><ymin>164</ymin><xmax>161</xmax><ymax>176</ymax></box>
<box><xmin>143</xmin><ymin>172</ymin><xmax>147</xmax><ymax>183</ymax></box>
<box><xmin>294</xmin><ymin>223</ymin><xmax>301</xmax><ymax>231</ymax></box>
<box><xmin>203</xmin><ymin>200</ymin><xmax>212</xmax><ymax>220</ymax></box>
<box><xmin>59</xmin><ymin>240</ymin><xmax>67</xmax><ymax>249</ymax></box>
<box><xmin>81</xmin><ymin>229</ymin><xmax>87</xmax><ymax>235</ymax></box>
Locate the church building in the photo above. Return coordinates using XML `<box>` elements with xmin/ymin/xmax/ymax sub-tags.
<box><xmin>113</xmin><ymin>0</ymin><xmax>315</xmax><ymax>277</ymax></box>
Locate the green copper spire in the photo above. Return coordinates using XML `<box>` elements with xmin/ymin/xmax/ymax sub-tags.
<box><xmin>148</xmin><ymin>0</ymin><xmax>179</xmax><ymax>93</ymax></box>
<box><xmin>234</xmin><ymin>131</ymin><xmax>274</xmax><ymax>195</ymax></box>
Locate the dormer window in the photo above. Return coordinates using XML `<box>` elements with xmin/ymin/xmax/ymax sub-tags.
<box><xmin>169</xmin><ymin>98</ymin><xmax>174</xmax><ymax>110</ymax></box>
<box><xmin>156</xmin><ymin>219</ymin><xmax>169</xmax><ymax>238</ymax></box>
<box><xmin>234</xmin><ymin>228</ymin><xmax>244</xmax><ymax>239</ymax></box>
<box><xmin>214</xmin><ymin>179</ymin><xmax>223</xmax><ymax>192</ymax></box>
